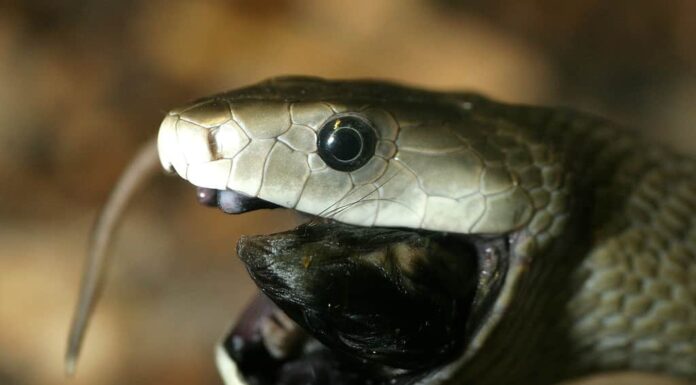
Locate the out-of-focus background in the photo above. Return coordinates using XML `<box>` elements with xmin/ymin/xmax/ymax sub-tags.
<box><xmin>0</xmin><ymin>1</ymin><xmax>694</xmax><ymax>384</ymax></box>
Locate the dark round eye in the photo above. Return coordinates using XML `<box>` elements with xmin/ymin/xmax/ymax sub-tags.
<box><xmin>317</xmin><ymin>115</ymin><xmax>377</xmax><ymax>171</ymax></box>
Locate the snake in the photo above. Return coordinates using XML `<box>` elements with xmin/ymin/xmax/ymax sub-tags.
<box><xmin>66</xmin><ymin>76</ymin><xmax>696</xmax><ymax>385</ymax></box>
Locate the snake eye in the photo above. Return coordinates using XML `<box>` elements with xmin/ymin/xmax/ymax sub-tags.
<box><xmin>317</xmin><ymin>115</ymin><xmax>377</xmax><ymax>171</ymax></box>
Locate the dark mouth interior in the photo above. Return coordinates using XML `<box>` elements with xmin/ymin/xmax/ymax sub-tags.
<box><xmin>223</xmin><ymin>293</ymin><xmax>420</xmax><ymax>385</ymax></box>
<box><xmin>197</xmin><ymin>188</ymin><xmax>509</xmax><ymax>385</ymax></box>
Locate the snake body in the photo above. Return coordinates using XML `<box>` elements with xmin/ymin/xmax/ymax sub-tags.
<box><xmin>69</xmin><ymin>77</ymin><xmax>695</xmax><ymax>385</ymax></box>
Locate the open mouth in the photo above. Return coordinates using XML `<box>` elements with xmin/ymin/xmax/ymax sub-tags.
<box><xmin>196</xmin><ymin>187</ymin><xmax>510</xmax><ymax>385</ymax></box>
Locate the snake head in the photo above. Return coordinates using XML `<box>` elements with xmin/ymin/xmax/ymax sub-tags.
<box><xmin>158</xmin><ymin>76</ymin><xmax>543</xmax><ymax>234</ymax></box>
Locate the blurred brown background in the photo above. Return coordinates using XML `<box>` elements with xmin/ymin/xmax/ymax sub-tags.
<box><xmin>0</xmin><ymin>1</ymin><xmax>694</xmax><ymax>384</ymax></box>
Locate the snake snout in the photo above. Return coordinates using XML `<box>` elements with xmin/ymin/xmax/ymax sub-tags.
<box><xmin>157</xmin><ymin>99</ymin><xmax>251</xmax><ymax>190</ymax></box>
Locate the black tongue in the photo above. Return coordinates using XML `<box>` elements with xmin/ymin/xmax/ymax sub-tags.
<box><xmin>195</xmin><ymin>187</ymin><xmax>280</xmax><ymax>213</ymax></box>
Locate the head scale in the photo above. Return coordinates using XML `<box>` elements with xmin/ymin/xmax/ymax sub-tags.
<box><xmin>159</xmin><ymin>76</ymin><xmax>536</xmax><ymax>234</ymax></box>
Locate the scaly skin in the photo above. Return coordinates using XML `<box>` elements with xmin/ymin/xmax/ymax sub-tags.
<box><xmin>154</xmin><ymin>77</ymin><xmax>695</xmax><ymax>384</ymax></box>
<box><xmin>423</xmin><ymin>103</ymin><xmax>696</xmax><ymax>385</ymax></box>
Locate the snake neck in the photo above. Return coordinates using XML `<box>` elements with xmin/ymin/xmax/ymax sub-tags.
<box><xmin>558</xmin><ymin>123</ymin><xmax>696</xmax><ymax>380</ymax></box>
<box><xmin>540</xmin><ymin>109</ymin><xmax>696</xmax><ymax>381</ymax></box>
<box><xmin>435</xmin><ymin>101</ymin><xmax>696</xmax><ymax>385</ymax></box>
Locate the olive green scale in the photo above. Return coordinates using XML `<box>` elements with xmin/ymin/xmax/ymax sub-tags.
<box><xmin>423</xmin><ymin>103</ymin><xmax>696</xmax><ymax>385</ymax></box>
